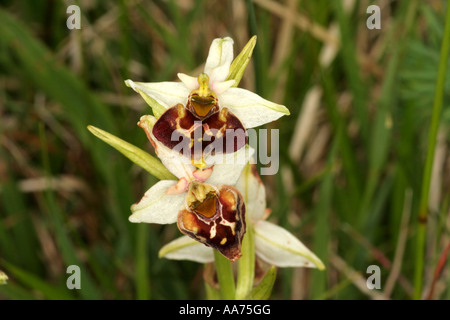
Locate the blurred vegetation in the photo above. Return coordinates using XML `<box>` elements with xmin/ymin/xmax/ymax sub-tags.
<box><xmin>1</xmin><ymin>0</ymin><xmax>450</xmax><ymax>300</ymax></box>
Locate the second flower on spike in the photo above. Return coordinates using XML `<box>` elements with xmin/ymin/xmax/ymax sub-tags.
<box><xmin>178</xmin><ymin>182</ymin><xmax>246</xmax><ymax>262</ymax></box>
<box><xmin>129</xmin><ymin>115</ymin><xmax>253</xmax><ymax>262</ymax></box>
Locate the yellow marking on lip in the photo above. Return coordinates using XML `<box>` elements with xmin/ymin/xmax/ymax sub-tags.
<box><xmin>176</xmin><ymin>104</ymin><xmax>186</xmax><ymax>117</ymax></box>
<box><xmin>188</xmin><ymin>73</ymin><xmax>218</xmax><ymax>118</ymax></box>
<box><xmin>219</xmin><ymin>108</ymin><xmax>228</xmax><ymax>122</ymax></box>
<box><xmin>220</xmin><ymin>220</ymin><xmax>236</xmax><ymax>236</ymax></box>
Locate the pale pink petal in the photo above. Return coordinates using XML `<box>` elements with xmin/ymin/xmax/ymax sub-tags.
<box><xmin>165</xmin><ymin>177</ymin><xmax>189</xmax><ymax>195</ymax></box>
<box><xmin>192</xmin><ymin>166</ymin><xmax>213</xmax><ymax>182</ymax></box>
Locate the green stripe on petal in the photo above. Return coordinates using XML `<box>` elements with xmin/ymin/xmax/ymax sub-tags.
<box><xmin>220</xmin><ymin>87</ymin><xmax>290</xmax><ymax>128</ymax></box>
<box><xmin>159</xmin><ymin>235</ymin><xmax>214</xmax><ymax>263</ymax></box>
<box><xmin>204</xmin><ymin>37</ymin><xmax>234</xmax><ymax>83</ymax></box>
<box><xmin>134</xmin><ymin>88</ymin><xmax>166</xmax><ymax>119</ymax></box>
<box><xmin>254</xmin><ymin>220</ymin><xmax>325</xmax><ymax>270</ymax></box>
<box><xmin>87</xmin><ymin>125</ymin><xmax>176</xmax><ymax>180</ymax></box>
<box><xmin>227</xmin><ymin>35</ymin><xmax>257</xmax><ymax>87</ymax></box>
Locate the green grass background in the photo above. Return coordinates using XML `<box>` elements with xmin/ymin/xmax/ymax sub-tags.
<box><xmin>0</xmin><ymin>0</ymin><xmax>449</xmax><ymax>300</ymax></box>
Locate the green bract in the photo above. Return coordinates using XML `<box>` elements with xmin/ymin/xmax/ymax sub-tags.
<box><xmin>87</xmin><ymin>125</ymin><xmax>176</xmax><ymax>181</ymax></box>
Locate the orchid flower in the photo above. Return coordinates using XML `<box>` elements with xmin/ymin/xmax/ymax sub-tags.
<box><xmin>88</xmin><ymin>35</ymin><xmax>316</xmax><ymax>300</ymax></box>
<box><xmin>125</xmin><ymin>37</ymin><xmax>290</xmax><ymax>168</ymax></box>
<box><xmin>129</xmin><ymin>115</ymin><xmax>254</xmax><ymax>262</ymax></box>
<box><xmin>125</xmin><ymin>37</ymin><xmax>289</xmax><ymax>129</ymax></box>
<box><xmin>158</xmin><ymin>163</ymin><xmax>325</xmax><ymax>270</ymax></box>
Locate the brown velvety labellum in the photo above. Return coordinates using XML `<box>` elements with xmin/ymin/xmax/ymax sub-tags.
<box><xmin>152</xmin><ymin>104</ymin><xmax>247</xmax><ymax>161</ymax></box>
<box><xmin>177</xmin><ymin>185</ymin><xmax>246</xmax><ymax>262</ymax></box>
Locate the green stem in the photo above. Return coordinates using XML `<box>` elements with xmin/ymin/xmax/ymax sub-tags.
<box><xmin>414</xmin><ymin>2</ymin><xmax>450</xmax><ymax>300</ymax></box>
<box><xmin>214</xmin><ymin>251</ymin><xmax>236</xmax><ymax>300</ymax></box>
<box><xmin>235</xmin><ymin>223</ymin><xmax>255</xmax><ymax>299</ymax></box>
<box><xmin>235</xmin><ymin>164</ymin><xmax>256</xmax><ymax>299</ymax></box>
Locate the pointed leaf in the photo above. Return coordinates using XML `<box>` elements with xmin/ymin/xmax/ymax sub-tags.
<box><xmin>248</xmin><ymin>266</ymin><xmax>277</xmax><ymax>300</ymax></box>
<box><xmin>227</xmin><ymin>35</ymin><xmax>257</xmax><ymax>87</ymax></box>
<box><xmin>87</xmin><ymin>125</ymin><xmax>176</xmax><ymax>180</ymax></box>
<box><xmin>1</xmin><ymin>260</ymin><xmax>75</xmax><ymax>300</ymax></box>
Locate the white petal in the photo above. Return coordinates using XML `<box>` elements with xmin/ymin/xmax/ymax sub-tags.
<box><xmin>177</xmin><ymin>73</ymin><xmax>198</xmax><ymax>91</ymax></box>
<box><xmin>254</xmin><ymin>220</ymin><xmax>325</xmax><ymax>269</ymax></box>
<box><xmin>206</xmin><ymin>145</ymin><xmax>254</xmax><ymax>186</ymax></box>
<box><xmin>220</xmin><ymin>88</ymin><xmax>290</xmax><ymax>128</ymax></box>
<box><xmin>204</xmin><ymin>37</ymin><xmax>234</xmax><ymax>84</ymax></box>
<box><xmin>235</xmin><ymin>164</ymin><xmax>266</xmax><ymax>223</ymax></box>
<box><xmin>129</xmin><ymin>180</ymin><xmax>185</xmax><ymax>224</ymax></box>
<box><xmin>125</xmin><ymin>80</ymin><xmax>189</xmax><ymax>109</ymax></box>
<box><xmin>211</xmin><ymin>79</ymin><xmax>235</xmax><ymax>95</ymax></box>
<box><xmin>156</xmin><ymin>143</ymin><xmax>196</xmax><ymax>181</ymax></box>
<box><xmin>159</xmin><ymin>236</ymin><xmax>214</xmax><ymax>263</ymax></box>
<box><xmin>138</xmin><ymin>115</ymin><xmax>196</xmax><ymax>180</ymax></box>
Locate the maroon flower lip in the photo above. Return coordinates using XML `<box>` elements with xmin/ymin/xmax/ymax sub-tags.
<box><xmin>152</xmin><ymin>103</ymin><xmax>247</xmax><ymax>164</ymax></box>
<box><xmin>177</xmin><ymin>184</ymin><xmax>246</xmax><ymax>262</ymax></box>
